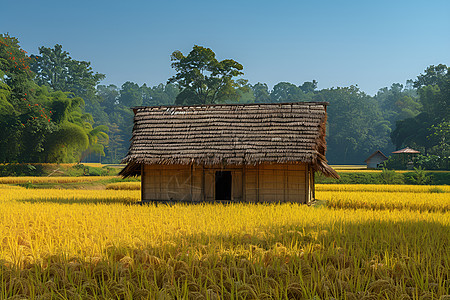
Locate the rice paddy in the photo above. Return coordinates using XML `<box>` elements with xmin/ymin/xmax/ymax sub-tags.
<box><xmin>0</xmin><ymin>176</ymin><xmax>118</xmax><ymax>184</ymax></box>
<box><xmin>0</xmin><ymin>178</ymin><xmax>449</xmax><ymax>299</ymax></box>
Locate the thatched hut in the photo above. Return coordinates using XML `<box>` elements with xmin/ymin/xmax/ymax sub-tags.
<box><xmin>120</xmin><ymin>102</ymin><xmax>338</xmax><ymax>203</ymax></box>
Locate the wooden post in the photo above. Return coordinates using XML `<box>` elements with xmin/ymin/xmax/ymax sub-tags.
<box><xmin>256</xmin><ymin>164</ymin><xmax>260</xmax><ymax>203</ymax></box>
<box><xmin>242</xmin><ymin>164</ymin><xmax>246</xmax><ymax>202</ymax></box>
<box><xmin>141</xmin><ymin>164</ymin><xmax>144</xmax><ymax>202</ymax></box>
<box><xmin>190</xmin><ymin>164</ymin><xmax>193</xmax><ymax>203</ymax></box>
<box><xmin>283</xmin><ymin>167</ymin><xmax>287</xmax><ymax>203</ymax></box>
<box><xmin>201</xmin><ymin>164</ymin><xmax>205</xmax><ymax>202</ymax></box>
<box><xmin>305</xmin><ymin>164</ymin><xmax>309</xmax><ymax>204</ymax></box>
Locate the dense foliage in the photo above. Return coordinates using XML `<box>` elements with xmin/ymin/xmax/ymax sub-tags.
<box><xmin>391</xmin><ymin>65</ymin><xmax>449</xmax><ymax>160</ymax></box>
<box><xmin>0</xmin><ymin>34</ymin><xmax>107</xmax><ymax>163</ymax></box>
<box><xmin>1</xmin><ymin>33</ymin><xmax>448</xmax><ymax>166</ymax></box>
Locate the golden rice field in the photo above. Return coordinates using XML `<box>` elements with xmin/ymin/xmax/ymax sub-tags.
<box><xmin>319</xmin><ymin>191</ymin><xmax>450</xmax><ymax>212</ymax></box>
<box><xmin>316</xmin><ymin>183</ymin><xmax>450</xmax><ymax>193</ymax></box>
<box><xmin>1</xmin><ymin>186</ymin><xmax>139</xmax><ymax>204</ymax></box>
<box><xmin>106</xmin><ymin>181</ymin><xmax>142</xmax><ymax>190</ymax></box>
<box><xmin>0</xmin><ymin>176</ymin><xmax>119</xmax><ymax>184</ymax></box>
<box><xmin>0</xmin><ymin>180</ymin><xmax>449</xmax><ymax>299</ymax></box>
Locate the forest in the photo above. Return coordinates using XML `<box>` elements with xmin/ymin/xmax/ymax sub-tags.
<box><xmin>0</xmin><ymin>34</ymin><xmax>448</xmax><ymax>167</ymax></box>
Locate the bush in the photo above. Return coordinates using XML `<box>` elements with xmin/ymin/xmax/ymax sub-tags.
<box><xmin>316</xmin><ymin>170</ymin><xmax>448</xmax><ymax>185</ymax></box>
<box><xmin>415</xmin><ymin>154</ymin><xmax>449</xmax><ymax>170</ymax></box>
<box><xmin>404</xmin><ymin>167</ymin><xmax>431</xmax><ymax>185</ymax></box>
<box><xmin>421</xmin><ymin>172</ymin><xmax>450</xmax><ymax>185</ymax></box>
<box><xmin>378</xmin><ymin>168</ymin><xmax>404</xmax><ymax>184</ymax></box>
<box><xmin>0</xmin><ymin>164</ymin><xmax>45</xmax><ymax>177</ymax></box>
<box><xmin>382</xmin><ymin>155</ymin><xmax>407</xmax><ymax>170</ymax></box>
<box><xmin>315</xmin><ymin>172</ymin><xmax>382</xmax><ymax>184</ymax></box>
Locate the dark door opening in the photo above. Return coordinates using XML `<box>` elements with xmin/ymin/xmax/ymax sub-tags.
<box><xmin>215</xmin><ymin>171</ymin><xmax>232</xmax><ymax>200</ymax></box>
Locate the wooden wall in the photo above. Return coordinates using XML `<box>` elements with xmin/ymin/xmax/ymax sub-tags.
<box><xmin>142</xmin><ymin>163</ymin><xmax>311</xmax><ymax>203</ymax></box>
<box><xmin>244</xmin><ymin>163</ymin><xmax>307</xmax><ymax>203</ymax></box>
<box><xmin>142</xmin><ymin>164</ymin><xmax>201</xmax><ymax>202</ymax></box>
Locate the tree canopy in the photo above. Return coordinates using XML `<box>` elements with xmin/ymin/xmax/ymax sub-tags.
<box><xmin>0</xmin><ymin>35</ymin><xmax>108</xmax><ymax>163</ymax></box>
<box><xmin>30</xmin><ymin>44</ymin><xmax>105</xmax><ymax>101</ymax></box>
<box><xmin>1</xmin><ymin>33</ymin><xmax>448</xmax><ymax>167</ymax></box>
<box><xmin>391</xmin><ymin>64</ymin><xmax>449</xmax><ymax>158</ymax></box>
<box><xmin>168</xmin><ymin>45</ymin><xmax>247</xmax><ymax>105</ymax></box>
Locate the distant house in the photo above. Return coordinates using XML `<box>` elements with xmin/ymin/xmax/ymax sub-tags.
<box><xmin>364</xmin><ymin>150</ymin><xmax>388</xmax><ymax>169</ymax></box>
<box><xmin>392</xmin><ymin>147</ymin><xmax>421</xmax><ymax>169</ymax></box>
<box><xmin>120</xmin><ymin>102</ymin><xmax>339</xmax><ymax>204</ymax></box>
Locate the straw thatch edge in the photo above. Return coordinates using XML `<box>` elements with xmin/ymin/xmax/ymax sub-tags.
<box><xmin>119</xmin><ymin>102</ymin><xmax>339</xmax><ymax>179</ymax></box>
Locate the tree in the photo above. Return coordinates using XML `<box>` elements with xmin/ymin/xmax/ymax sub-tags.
<box><xmin>414</xmin><ymin>64</ymin><xmax>449</xmax><ymax>121</ymax></box>
<box><xmin>427</xmin><ymin>121</ymin><xmax>449</xmax><ymax>157</ymax></box>
<box><xmin>105</xmin><ymin>123</ymin><xmax>124</xmax><ymax>162</ymax></box>
<box><xmin>118</xmin><ymin>81</ymin><xmax>143</xmax><ymax>108</ymax></box>
<box><xmin>252</xmin><ymin>82</ymin><xmax>271</xmax><ymax>103</ymax></box>
<box><xmin>30</xmin><ymin>44</ymin><xmax>105</xmax><ymax>102</ymax></box>
<box><xmin>1</xmin><ymin>34</ymin><xmax>111</xmax><ymax>163</ymax></box>
<box><xmin>314</xmin><ymin>86</ymin><xmax>390</xmax><ymax>164</ymax></box>
<box><xmin>168</xmin><ymin>45</ymin><xmax>246</xmax><ymax>105</ymax></box>
<box><xmin>270</xmin><ymin>82</ymin><xmax>304</xmax><ymax>102</ymax></box>
<box><xmin>374</xmin><ymin>83</ymin><xmax>421</xmax><ymax>125</ymax></box>
<box><xmin>269</xmin><ymin>81</ymin><xmax>316</xmax><ymax>103</ymax></box>
<box><xmin>391</xmin><ymin>64</ymin><xmax>449</xmax><ymax>155</ymax></box>
<box><xmin>299</xmin><ymin>80</ymin><xmax>318</xmax><ymax>94</ymax></box>
<box><xmin>0</xmin><ymin>34</ymin><xmax>34</xmax><ymax>107</ymax></box>
<box><xmin>0</xmin><ymin>35</ymin><xmax>54</xmax><ymax>162</ymax></box>
<box><xmin>391</xmin><ymin>113</ymin><xmax>430</xmax><ymax>150</ymax></box>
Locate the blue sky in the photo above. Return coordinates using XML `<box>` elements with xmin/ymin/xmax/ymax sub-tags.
<box><xmin>2</xmin><ymin>0</ymin><xmax>449</xmax><ymax>95</ymax></box>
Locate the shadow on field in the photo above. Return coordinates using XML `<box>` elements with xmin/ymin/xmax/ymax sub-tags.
<box><xmin>2</xmin><ymin>215</ymin><xmax>449</xmax><ymax>299</ymax></box>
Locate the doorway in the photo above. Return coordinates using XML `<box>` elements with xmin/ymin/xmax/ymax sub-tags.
<box><xmin>215</xmin><ymin>171</ymin><xmax>232</xmax><ymax>200</ymax></box>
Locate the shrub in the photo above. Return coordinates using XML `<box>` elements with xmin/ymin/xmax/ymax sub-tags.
<box><xmin>406</xmin><ymin>167</ymin><xmax>431</xmax><ymax>185</ymax></box>
<box><xmin>378</xmin><ymin>168</ymin><xmax>404</xmax><ymax>184</ymax></box>
<box><xmin>0</xmin><ymin>164</ymin><xmax>45</xmax><ymax>177</ymax></box>
<box><xmin>382</xmin><ymin>155</ymin><xmax>407</xmax><ymax>170</ymax></box>
<box><xmin>414</xmin><ymin>154</ymin><xmax>449</xmax><ymax>170</ymax></box>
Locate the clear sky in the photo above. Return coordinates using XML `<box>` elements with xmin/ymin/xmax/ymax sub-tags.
<box><xmin>2</xmin><ymin>0</ymin><xmax>449</xmax><ymax>95</ymax></box>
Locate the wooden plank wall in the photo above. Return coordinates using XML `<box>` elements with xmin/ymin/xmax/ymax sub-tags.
<box><xmin>143</xmin><ymin>164</ymin><xmax>202</xmax><ymax>201</ymax></box>
<box><xmin>142</xmin><ymin>163</ymin><xmax>309</xmax><ymax>203</ymax></box>
<box><xmin>245</xmin><ymin>163</ymin><xmax>307</xmax><ymax>203</ymax></box>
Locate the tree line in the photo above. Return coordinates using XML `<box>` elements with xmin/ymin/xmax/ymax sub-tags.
<box><xmin>0</xmin><ymin>34</ymin><xmax>448</xmax><ymax>167</ymax></box>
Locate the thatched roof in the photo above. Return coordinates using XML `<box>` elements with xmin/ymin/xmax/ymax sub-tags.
<box><xmin>120</xmin><ymin>102</ymin><xmax>338</xmax><ymax>178</ymax></box>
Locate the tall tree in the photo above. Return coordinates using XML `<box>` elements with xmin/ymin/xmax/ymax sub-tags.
<box><xmin>414</xmin><ymin>64</ymin><xmax>449</xmax><ymax>121</ymax></box>
<box><xmin>117</xmin><ymin>81</ymin><xmax>143</xmax><ymax>108</ymax></box>
<box><xmin>270</xmin><ymin>82</ymin><xmax>304</xmax><ymax>102</ymax></box>
<box><xmin>141</xmin><ymin>83</ymin><xmax>179</xmax><ymax>106</ymax></box>
<box><xmin>391</xmin><ymin>64</ymin><xmax>449</xmax><ymax>155</ymax></box>
<box><xmin>252</xmin><ymin>82</ymin><xmax>271</xmax><ymax>103</ymax></box>
<box><xmin>168</xmin><ymin>45</ymin><xmax>246</xmax><ymax>105</ymax></box>
<box><xmin>299</xmin><ymin>80</ymin><xmax>318</xmax><ymax>94</ymax></box>
<box><xmin>375</xmin><ymin>83</ymin><xmax>420</xmax><ymax>125</ymax></box>
<box><xmin>314</xmin><ymin>86</ymin><xmax>391</xmax><ymax>164</ymax></box>
<box><xmin>30</xmin><ymin>44</ymin><xmax>105</xmax><ymax>102</ymax></box>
